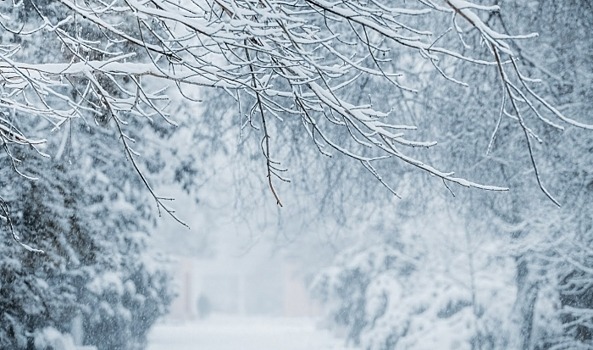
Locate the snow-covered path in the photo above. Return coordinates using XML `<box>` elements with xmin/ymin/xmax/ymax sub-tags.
<box><xmin>147</xmin><ymin>316</ymin><xmax>351</xmax><ymax>350</ymax></box>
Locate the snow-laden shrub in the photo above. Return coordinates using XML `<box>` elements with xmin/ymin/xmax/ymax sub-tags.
<box><xmin>0</xmin><ymin>147</ymin><xmax>174</xmax><ymax>349</ymax></box>
<box><xmin>312</xmin><ymin>243</ymin><xmax>515</xmax><ymax>350</ymax></box>
<box><xmin>81</xmin><ymin>256</ymin><xmax>173</xmax><ymax>350</ymax></box>
<box><xmin>33</xmin><ymin>327</ymin><xmax>78</xmax><ymax>350</ymax></box>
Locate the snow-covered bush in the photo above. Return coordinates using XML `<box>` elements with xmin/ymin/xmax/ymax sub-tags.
<box><xmin>33</xmin><ymin>327</ymin><xmax>79</xmax><ymax>350</ymax></box>
<box><xmin>82</xmin><ymin>258</ymin><xmax>173</xmax><ymax>350</ymax></box>
<box><xmin>0</xmin><ymin>148</ymin><xmax>174</xmax><ymax>349</ymax></box>
<box><xmin>312</xmin><ymin>243</ymin><xmax>516</xmax><ymax>350</ymax></box>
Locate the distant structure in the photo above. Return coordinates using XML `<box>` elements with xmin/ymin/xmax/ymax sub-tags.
<box><xmin>166</xmin><ymin>250</ymin><xmax>321</xmax><ymax>320</ymax></box>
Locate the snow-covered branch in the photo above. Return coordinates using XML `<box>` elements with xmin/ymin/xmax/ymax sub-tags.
<box><xmin>0</xmin><ymin>0</ymin><xmax>586</xmax><ymax>205</ymax></box>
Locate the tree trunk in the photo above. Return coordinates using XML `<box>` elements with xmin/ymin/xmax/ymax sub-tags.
<box><xmin>510</xmin><ymin>257</ymin><xmax>539</xmax><ymax>350</ymax></box>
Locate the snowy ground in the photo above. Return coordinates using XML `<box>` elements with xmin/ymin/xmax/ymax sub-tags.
<box><xmin>147</xmin><ymin>315</ymin><xmax>352</xmax><ymax>350</ymax></box>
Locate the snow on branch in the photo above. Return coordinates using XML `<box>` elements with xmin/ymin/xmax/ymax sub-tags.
<box><xmin>0</xmin><ymin>0</ymin><xmax>584</xmax><ymax>207</ymax></box>
<box><xmin>444</xmin><ymin>0</ymin><xmax>593</xmax><ymax>205</ymax></box>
